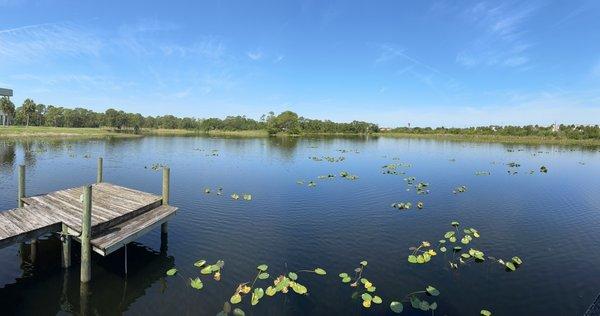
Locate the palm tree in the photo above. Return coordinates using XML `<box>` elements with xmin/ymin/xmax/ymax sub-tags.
<box><xmin>21</xmin><ymin>98</ymin><xmax>36</xmax><ymax>127</ymax></box>
<box><xmin>0</xmin><ymin>97</ymin><xmax>15</xmax><ymax>126</ymax></box>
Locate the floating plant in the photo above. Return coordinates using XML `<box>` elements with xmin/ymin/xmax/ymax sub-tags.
<box><xmin>340</xmin><ymin>171</ymin><xmax>359</xmax><ymax>180</ymax></box>
<box><xmin>540</xmin><ymin>165</ymin><xmax>548</xmax><ymax>173</ymax></box>
<box><xmin>475</xmin><ymin>171</ymin><xmax>491</xmax><ymax>176</ymax></box>
<box><xmin>338</xmin><ymin>261</ymin><xmax>382</xmax><ymax>309</ymax></box>
<box><xmin>391</xmin><ymin>202</ymin><xmax>412</xmax><ymax>210</ymax></box>
<box><xmin>407</xmin><ymin>241</ymin><xmax>437</xmax><ymax>264</ymax></box>
<box><xmin>165</xmin><ymin>259</ymin><xmax>224</xmax><ymax>291</ymax></box>
<box><xmin>229</xmin><ymin>264</ymin><xmax>326</xmax><ymax>307</ymax></box>
<box><xmin>317</xmin><ymin>174</ymin><xmax>336</xmax><ymax>179</ymax></box>
<box><xmin>481</xmin><ymin>309</ymin><xmax>492</xmax><ymax>315</ymax></box>
<box><xmin>389</xmin><ymin>285</ymin><xmax>440</xmax><ymax>314</ymax></box>
<box><xmin>307</xmin><ymin>181</ymin><xmax>317</xmax><ymax>187</ymax></box>
<box><xmin>453</xmin><ymin>186</ymin><xmax>467</xmax><ymax>194</ymax></box>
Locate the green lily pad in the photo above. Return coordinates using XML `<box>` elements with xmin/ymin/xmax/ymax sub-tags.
<box><xmin>440</xmin><ymin>246</ymin><xmax>447</xmax><ymax>252</ymax></box>
<box><xmin>451</xmin><ymin>221</ymin><xmax>460</xmax><ymax>227</ymax></box>
<box><xmin>361</xmin><ymin>293</ymin><xmax>372</xmax><ymax>301</ymax></box>
<box><xmin>251</xmin><ymin>288</ymin><xmax>264</xmax><ymax>306</ymax></box>
<box><xmin>342</xmin><ymin>276</ymin><xmax>351</xmax><ymax>283</ymax></box>
<box><xmin>360</xmin><ymin>261</ymin><xmax>368</xmax><ymax>266</ymax></box>
<box><xmin>430</xmin><ymin>302</ymin><xmax>438</xmax><ymax>310</ymax></box>
<box><xmin>194</xmin><ymin>260</ymin><xmax>207</xmax><ymax>267</ymax></box>
<box><xmin>291</xmin><ymin>282</ymin><xmax>308</xmax><ymax>294</ymax></box>
<box><xmin>190</xmin><ymin>277</ymin><xmax>203</xmax><ymax>290</ymax></box>
<box><xmin>230</xmin><ymin>293</ymin><xmax>242</xmax><ymax>304</ymax></box>
<box><xmin>408</xmin><ymin>255</ymin><xmax>418</xmax><ymax>263</ymax></box>
<box><xmin>372</xmin><ymin>296</ymin><xmax>382</xmax><ymax>304</ymax></box>
<box><xmin>200</xmin><ymin>266</ymin><xmax>212</xmax><ymax>274</ymax></box>
<box><xmin>426</xmin><ymin>285</ymin><xmax>440</xmax><ymax>296</ymax></box>
<box><xmin>265</xmin><ymin>286</ymin><xmax>276</xmax><ymax>296</ymax></box>
<box><xmin>288</xmin><ymin>272</ymin><xmax>298</xmax><ymax>280</ymax></box>
<box><xmin>512</xmin><ymin>256</ymin><xmax>523</xmax><ymax>265</ymax></box>
<box><xmin>258</xmin><ymin>272</ymin><xmax>269</xmax><ymax>280</ymax></box>
<box><xmin>338</xmin><ymin>272</ymin><xmax>348</xmax><ymax>278</ymax></box>
<box><xmin>232</xmin><ymin>308</ymin><xmax>245</xmax><ymax>316</ymax></box>
<box><xmin>257</xmin><ymin>264</ymin><xmax>268</xmax><ymax>271</ymax></box>
<box><xmin>444</xmin><ymin>231</ymin><xmax>455</xmax><ymax>238</ymax></box>
<box><xmin>314</xmin><ymin>268</ymin><xmax>327</xmax><ymax>275</ymax></box>
<box><xmin>390</xmin><ymin>301</ymin><xmax>403</xmax><ymax>313</ymax></box>
<box><xmin>506</xmin><ymin>262</ymin><xmax>516</xmax><ymax>271</ymax></box>
<box><xmin>481</xmin><ymin>309</ymin><xmax>492</xmax><ymax>316</ymax></box>
<box><xmin>166</xmin><ymin>268</ymin><xmax>177</xmax><ymax>276</ymax></box>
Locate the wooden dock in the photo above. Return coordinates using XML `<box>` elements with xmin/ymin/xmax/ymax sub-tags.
<box><xmin>0</xmin><ymin>159</ymin><xmax>177</xmax><ymax>283</ymax></box>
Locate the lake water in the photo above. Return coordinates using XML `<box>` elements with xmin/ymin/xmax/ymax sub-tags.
<box><xmin>1</xmin><ymin>136</ymin><xmax>599</xmax><ymax>315</ymax></box>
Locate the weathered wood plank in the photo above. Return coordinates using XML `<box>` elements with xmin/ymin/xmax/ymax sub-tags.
<box><xmin>90</xmin><ymin>205</ymin><xmax>177</xmax><ymax>255</ymax></box>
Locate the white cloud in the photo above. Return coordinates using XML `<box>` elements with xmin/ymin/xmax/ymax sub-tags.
<box><xmin>456</xmin><ymin>2</ymin><xmax>538</xmax><ymax>69</ymax></box>
<box><xmin>0</xmin><ymin>22</ymin><xmax>103</xmax><ymax>63</ymax></box>
<box><xmin>247</xmin><ymin>50</ymin><xmax>263</xmax><ymax>61</ymax></box>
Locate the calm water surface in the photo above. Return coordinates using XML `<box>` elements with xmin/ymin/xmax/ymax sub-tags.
<box><xmin>1</xmin><ymin>136</ymin><xmax>599</xmax><ymax>315</ymax></box>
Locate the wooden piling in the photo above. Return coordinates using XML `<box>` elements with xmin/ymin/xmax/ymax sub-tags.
<box><xmin>161</xmin><ymin>167</ymin><xmax>170</xmax><ymax>234</ymax></box>
<box><xmin>97</xmin><ymin>157</ymin><xmax>103</xmax><ymax>183</ymax></box>
<box><xmin>80</xmin><ymin>185</ymin><xmax>92</xmax><ymax>283</ymax></box>
<box><xmin>18</xmin><ymin>164</ymin><xmax>25</xmax><ymax>207</ymax></box>
<box><xmin>61</xmin><ymin>223</ymin><xmax>71</xmax><ymax>268</ymax></box>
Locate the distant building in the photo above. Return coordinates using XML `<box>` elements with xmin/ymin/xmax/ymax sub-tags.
<box><xmin>0</xmin><ymin>88</ymin><xmax>14</xmax><ymax>126</ymax></box>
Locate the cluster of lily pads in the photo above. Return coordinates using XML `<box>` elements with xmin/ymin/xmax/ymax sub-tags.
<box><xmin>146</xmin><ymin>163</ymin><xmax>167</xmax><ymax>171</ymax></box>
<box><xmin>453</xmin><ymin>186</ymin><xmax>467</xmax><ymax>194</ymax></box>
<box><xmin>338</xmin><ymin>261</ymin><xmax>383</xmax><ymax>309</ymax></box>
<box><xmin>381</xmin><ymin>163</ymin><xmax>411</xmax><ymax>175</ymax></box>
<box><xmin>475</xmin><ymin>171</ymin><xmax>491</xmax><ymax>176</ymax></box>
<box><xmin>407</xmin><ymin>241</ymin><xmax>438</xmax><ymax>264</ymax></box>
<box><xmin>391</xmin><ymin>201</ymin><xmax>424</xmax><ymax>210</ymax></box>
<box><xmin>309</xmin><ymin>156</ymin><xmax>345</xmax><ymax>162</ymax></box>
<box><xmin>165</xmin><ymin>258</ymin><xmax>225</xmax><ymax>291</ymax></box>
<box><xmin>389</xmin><ymin>285</ymin><xmax>440</xmax><ymax>314</ymax></box>
<box><xmin>204</xmin><ymin>188</ymin><xmax>252</xmax><ymax>201</ymax></box>
<box><xmin>229</xmin><ymin>264</ymin><xmax>326</xmax><ymax>307</ymax></box>
<box><xmin>298</xmin><ymin>171</ymin><xmax>359</xmax><ymax>187</ymax></box>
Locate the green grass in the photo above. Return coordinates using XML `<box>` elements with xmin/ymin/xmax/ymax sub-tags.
<box><xmin>0</xmin><ymin>126</ymin><xmax>141</xmax><ymax>139</ymax></box>
<box><xmin>376</xmin><ymin>132</ymin><xmax>600</xmax><ymax>146</ymax></box>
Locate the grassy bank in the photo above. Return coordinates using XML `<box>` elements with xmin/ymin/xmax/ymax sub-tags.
<box><xmin>141</xmin><ymin>129</ymin><xmax>269</xmax><ymax>137</ymax></box>
<box><xmin>0</xmin><ymin>126</ymin><xmax>141</xmax><ymax>139</ymax></box>
<box><xmin>377</xmin><ymin>132</ymin><xmax>600</xmax><ymax>146</ymax></box>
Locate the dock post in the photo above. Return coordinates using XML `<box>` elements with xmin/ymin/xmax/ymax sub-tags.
<box><xmin>97</xmin><ymin>157</ymin><xmax>103</xmax><ymax>183</ymax></box>
<box><xmin>161</xmin><ymin>167</ymin><xmax>170</xmax><ymax>234</ymax></box>
<box><xmin>61</xmin><ymin>223</ymin><xmax>71</xmax><ymax>268</ymax></box>
<box><xmin>80</xmin><ymin>185</ymin><xmax>92</xmax><ymax>283</ymax></box>
<box><xmin>18</xmin><ymin>164</ymin><xmax>25</xmax><ymax>207</ymax></box>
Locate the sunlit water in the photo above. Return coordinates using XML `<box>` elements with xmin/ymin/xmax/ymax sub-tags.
<box><xmin>1</xmin><ymin>136</ymin><xmax>599</xmax><ymax>315</ymax></box>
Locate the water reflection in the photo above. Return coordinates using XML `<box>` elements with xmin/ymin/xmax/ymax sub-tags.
<box><xmin>0</xmin><ymin>237</ymin><xmax>175</xmax><ymax>315</ymax></box>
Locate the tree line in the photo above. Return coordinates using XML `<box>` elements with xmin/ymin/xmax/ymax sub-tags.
<box><xmin>387</xmin><ymin>125</ymin><xmax>600</xmax><ymax>140</ymax></box>
<box><xmin>0</xmin><ymin>97</ymin><xmax>379</xmax><ymax>134</ymax></box>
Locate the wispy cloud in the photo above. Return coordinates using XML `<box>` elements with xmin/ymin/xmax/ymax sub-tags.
<box><xmin>0</xmin><ymin>22</ymin><xmax>103</xmax><ymax>63</ymax></box>
<box><xmin>247</xmin><ymin>50</ymin><xmax>263</xmax><ymax>61</ymax></box>
<box><xmin>455</xmin><ymin>1</ymin><xmax>539</xmax><ymax>69</ymax></box>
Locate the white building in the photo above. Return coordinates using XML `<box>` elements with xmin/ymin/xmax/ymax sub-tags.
<box><xmin>0</xmin><ymin>88</ymin><xmax>14</xmax><ymax>126</ymax></box>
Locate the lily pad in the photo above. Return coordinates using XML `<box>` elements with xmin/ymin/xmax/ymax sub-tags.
<box><xmin>230</xmin><ymin>293</ymin><xmax>242</xmax><ymax>304</ymax></box>
<box><xmin>426</xmin><ymin>285</ymin><xmax>440</xmax><ymax>296</ymax></box>
<box><xmin>194</xmin><ymin>260</ymin><xmax>207</xmax><ymax>267</ymax></box>
<box><xmin>372</xmin><ymin>296</ymin><xmax>382</xmax><ymax>304</ymax></box>
<box><xmin>258</xmin><ymin>272</ymin><xmax>269</xmax><ymax>280</ymax></box>
<box><xmin>314</xmin><ymin>268</ymin><xmax>327</xmax><ymax>275</ymax></box>
<box><xmin>390</xmin><ymin>301</ymin><xmax>404</xmax><ymax>313</ymax></box>
<box><xmin>190</xmin><ymin>277</ymin><xmax>203</xmax><ymax>290</ymax></box>
<box><xmin>166</xmin><ymin>268</ymin><xmax>177</xmax><ymax>276</ymax></box>
<box><xmin>257</xmin><ymin>264</ymin><xmax>268</xmax><ymax>271</ymax></box>
<box><xmin>232</xmin><ymin>308</ymin><xmax>245</xmax><ymax>316</ymax></box>
<box><xmin>481</xmin><ymin>309</ymin><xmax>492</xmax><ymax>316</ymax></box>
<box><xmin>289</xmin><ymin>272</ymin><xmax>298</xmax><ymax>280</ymax></box>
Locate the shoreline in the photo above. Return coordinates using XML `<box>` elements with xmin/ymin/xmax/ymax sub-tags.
<box><xmin>1</xmin><ymin>126</ymin><xmax>599</xmax><ymax>146</ymax></box>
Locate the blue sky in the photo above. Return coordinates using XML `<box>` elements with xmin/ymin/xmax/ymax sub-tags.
<box><xmin>1</xmin><ymin>0</ymin><xmax>599</xmax><ymax>127</ymax></box>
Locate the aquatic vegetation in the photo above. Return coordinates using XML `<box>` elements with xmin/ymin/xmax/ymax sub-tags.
<box><xmin>307</xmin><ymin>181</ymin><xmax>317</xmax><ymax>187</ymax></box>
<box><xmin>389</xmin><ymin>285</ymin><xmax>440</xmax><ymax>314</ymax></box>
<box><xmin>165</xmin><ymin>259</ymin><xmax>224</xmax><ymax>291</ymax></box>
<box><xmin>453</xmin><ymin>186</ymin><xmax>467</xmax><ymax>194</ymax></box>
<box><xmin>507</xmin><ymin>162</ymin><xmax>521</xmax><ymax>168</ymax></box>
<box><xmin>296</xmin><ymin>180</ymin><xmax>304</xmax><ymax>185</ymax></box>
<box><xmin>340</xmin><ymin>171</ymin><xmax>359</xmax><ymax>180</ymax></box>
<box><xmin>146</xmin><ymin>163</ymin><xmax>167</xmax><ymax>171</ymax></box>
<box><xmin>407</xmin><ymin>241</ymin><xmax>437</xmax><ymax>264</ymax></box>
<box><xmin>540</xmin><ymin>165</ymin><xmax>548</xmax><ymax>173</ymax></box>
<box><xmin>489</xmin><ymin>256</ymin><xmax>524</xmax><ymax>271</ymax></box>
<box><xmin>417</xmin><ymin>201</ymin><xmax>424</xmax><ymax>209</ymax></box>
<box><xmin>229</xmin><ymin>264</ymin><xmax>326</xmax><ymax>307</ymax></box>
<box><xmin>338</xmin><ymin>261</ymin><xmax>382</xmax><ymax>309</ymax></box>
<box><xmin>310</xmin><ymin>156</ymin><xmax>345</xmax><ymax>162</ymax></box>
<box><xmin>382</xmin><ymin>163</ymin><xmax>411</xmax><ymax>175</ymax></box>
<box><xmin>317</xmin><ymin>174</ymin><xmax>336</xmax><ymax>179</ymax></box>
<box><xmin>204</xmin><ymin>188</ymin><xmax>211</xmax><ymax>194</ymax></box>
<box><xmin>475</xmin><ymin>171</ymin><xmax>491</xmax><ymax>176</ymax></box>
<box><xmin>231</xmin><ymin>193</ymin><xmax>240</xmax><ymax>200</ymax></box>
<box><xmin>481</xmin><ymin>309</ymin><xmax>492</xmax><ymax>315</ymax></box>
<box><xmin>243</xmin><ymin>194</ymin><xmax>252</xmax><ymax>201</ymax></box>
<box><xmin>415</xmin><ymin>182</ymin><xmax>429</xmax><ymax>194</ymax></box>
<box><xmin>391</xmin><ymin>202</ymin><xmax>412</xmax><ymax>210</ymax></box>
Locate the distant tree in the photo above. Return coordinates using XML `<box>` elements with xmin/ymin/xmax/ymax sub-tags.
<box><xmin>0</xmin><ymin>97</ymin><xmax>15</xmax><ymax>125</ymax></box>
<box><xmin>20</xmin><ymin>99</ymin><xmax>37</xmax><ymax>127</ymax></box>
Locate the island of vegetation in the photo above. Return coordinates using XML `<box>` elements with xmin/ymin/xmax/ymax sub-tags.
<box><xmin>1</xmin><ymin>96</ymin><xmax>599</xmax><ymax>145</ymax></box>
